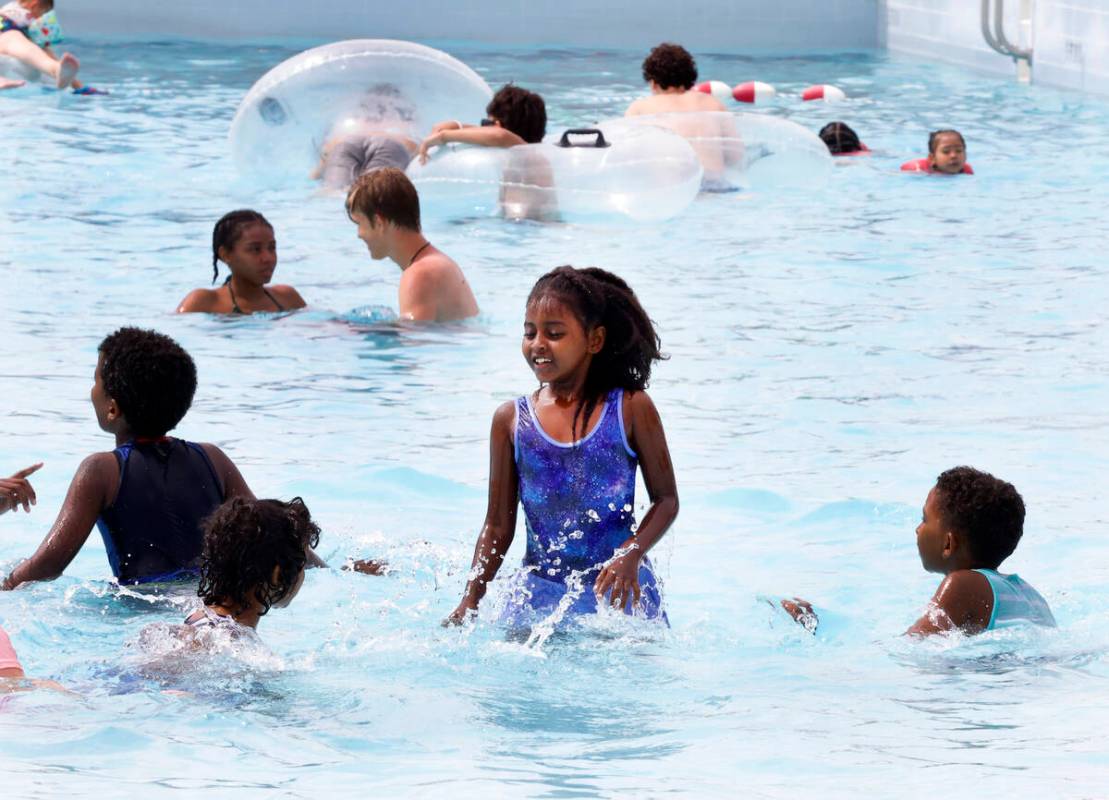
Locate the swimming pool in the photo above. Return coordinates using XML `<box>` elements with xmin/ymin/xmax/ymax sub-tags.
<box><xmin>3</xmin><ymin>38</ymin><xmax>1109</xmax><ymax>797</ymax></box>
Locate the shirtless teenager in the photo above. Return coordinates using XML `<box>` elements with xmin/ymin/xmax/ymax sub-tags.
<box><xmin>345</xmin><ymin>168</ymin><xmax>479</xmax><ymax>323</ymax></box>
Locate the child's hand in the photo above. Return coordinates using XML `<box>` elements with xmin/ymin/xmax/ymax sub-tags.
<box><xmin>343</xmin><ymin>558</ymin><xmax>388</xmax><ymax>576</ymax></box>
<box><xmin>780</xmin><ymin>597</ymin><xmax>818</xmax><ymax>634</ymax></box>
<box><xmin>0</xmin><ymin>463</ymin><xmax>42</xmax><ymax>515</ymax></box>
<box><xmin>595</xmin><ymin>549</ymin><xmax>642</xmax><ymax>611</ymax></box>
<box><xmin>444</xmin><ymin>599</ymin><xmax>478</xmax><ymax>627</ymax></box>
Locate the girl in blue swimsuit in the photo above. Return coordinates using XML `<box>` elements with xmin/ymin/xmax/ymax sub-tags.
<box><xmin>447</xmin><ymin>266</ymin><xmax>679</xmax><ymax>626</ymax></box>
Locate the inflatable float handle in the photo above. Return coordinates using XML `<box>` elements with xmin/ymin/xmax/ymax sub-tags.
<box><xmin>557</xmin><ymin>128</ymin><xmax>611</xmax><ymax>148</ymax></box>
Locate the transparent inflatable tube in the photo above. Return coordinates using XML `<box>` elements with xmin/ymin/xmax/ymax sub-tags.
<box><xmin>606</xmin><ymin>111</ymin><xmax>833</xmax><ymax>192</ymax></box>
<box><xmin>229</xmin><ymin>39</ymin><xmax>492</xmax><ymax>180</ymax></box>
<box><xmin>407</xmin><ymin>126</ymin><xmax>703</xmax><ymax>224</ymax></box>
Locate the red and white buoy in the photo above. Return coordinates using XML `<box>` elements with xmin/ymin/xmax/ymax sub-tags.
<box><xmin>694</xmin><ymin>80</ymin><xmax>734</xmax><ymax>105</ymax></box>
<box><xmin>731</xmin><ymin>81</ymin><xmax>777</xmax><ymax>104</ymax></box>
<box><xmin>801</xmin><ymin>84</ymin><xmax>847</xmax><ymax>102</ymax></box>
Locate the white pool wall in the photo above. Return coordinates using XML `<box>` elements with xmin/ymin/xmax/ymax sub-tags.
<box><xmin>58</xmin><ymin>1</ymin><xmax>1109</xmax><ymax>95</ymax></box>
<box><xmin>58</xmin><ymin>0</ymin><xmax>881</xmax><ymax>51</ymax></box>
<box><xmin>886</xmin><ymin>0</ymin><xmax>1109</xmax><ymax>95</ymax></box>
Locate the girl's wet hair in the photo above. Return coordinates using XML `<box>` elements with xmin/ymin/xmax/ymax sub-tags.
<box><xmin>818</xmin><ymin>121</ymin><xmax>861</xmax><ymax>155</ymax></box>
<box><xmin>527</xmin><ymin>266</ymin><xmax>665</xmax><ymax>442</ymax></box>
<box><xmin>197</xmin><ymin>497</ymin><xmax>320</xmax><ymax>617</ymax></box>
<box><xmin>211</xmin><ymin>209</ymin><xmax>272</xmax><ymax>284</ymax></box>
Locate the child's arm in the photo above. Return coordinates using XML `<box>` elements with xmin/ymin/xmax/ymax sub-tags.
<box><xmin>1</xmin><ymin>454</ymin><xmax>115</xmax><ymax>590</ymax></box>
<box><xmin>446</xmin><ymin>401</ymin><xmax>519</xmax><ymax>624</ymax></box>
<box><xmin>905</xmin><ymin>571</ymin><xmax>992</xmax><ymax>636</ymax></box>
<box><xmin>417</xmin><ymin>126</ymin><xmax>526</xmax><ymax>164</ymax></box>
<box><xmin>594</xmin><ymin>391</ymin><xmax>679</xmax><ymax>610</ymax></box>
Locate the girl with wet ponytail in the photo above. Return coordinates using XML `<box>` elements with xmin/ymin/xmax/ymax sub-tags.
<box><xmin>448</xmin><ymin>265</ymin><xmax>678</xmax><ymax>628</ymax></box>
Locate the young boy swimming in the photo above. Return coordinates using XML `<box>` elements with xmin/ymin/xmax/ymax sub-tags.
<box><xmin>786</xmin><ymin>467</ymin><xmax>1055</xmax><ymax>636</ymax></box>
<box><xmin>0</xmin><ymin>328</ymin><xmax>271</xmax><ymax>589</ymax></box>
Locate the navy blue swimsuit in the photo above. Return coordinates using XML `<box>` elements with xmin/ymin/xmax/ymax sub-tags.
<box><xmin>500</xmin><ymin>389</ymin><xmax>666</xmax><ymax>624</ymax></box>
<box><xmin>95</xmin><ymin>438</ymin><xmax>224</xmax><ymax>584</ymax></box>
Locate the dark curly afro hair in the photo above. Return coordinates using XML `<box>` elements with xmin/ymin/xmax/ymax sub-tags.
<box><xmin>934</xmin><ymin>466</ymin><xmax>1025</xmax><ymax>569</ymax></box>
<box><xmin>641</xmin><ymin>43</ymin><xmax>698</xmax><ymax>91</ymax></box>
<box><xmin>98</xmin><ymin>327</ymin><xmax>197</xmax><ymax>437</ymax></box>
<box><xmin>198</xmin><ymin>497</ymin><xmax>320</xmax><ymax>617</ymax></box>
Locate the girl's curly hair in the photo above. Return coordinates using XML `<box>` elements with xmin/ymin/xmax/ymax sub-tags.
<box><xmin>197</xmin><ymin>497</ymin><xmax>320</xmax><ymax>617</ymax></box>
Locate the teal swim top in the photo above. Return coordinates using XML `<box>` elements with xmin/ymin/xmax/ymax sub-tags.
<box><xmin>973</xmin><ymin>568</ymin><xmax>1056</xmax><ymax>630</ymax></box>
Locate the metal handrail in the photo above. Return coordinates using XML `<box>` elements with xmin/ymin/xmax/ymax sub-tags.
<box><xmin>981</xmin><ymin>0</ymin><xmax>1032</xmax><ymax>63</ymax></box>
<box><xmin>994</xmin><ymin>0</ymin><xmax>1032</xmax><ymax>62</ymax></box>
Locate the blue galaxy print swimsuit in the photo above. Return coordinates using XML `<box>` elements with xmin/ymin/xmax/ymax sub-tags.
<box><xmin>502</xmin><ymin>388</ymin><xmax>666</xmax><ymax>624</ymax></box>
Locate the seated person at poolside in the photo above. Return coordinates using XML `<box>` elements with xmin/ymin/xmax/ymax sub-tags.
<box><xmin>0</xmin><ymin>327</ymin><xmax>323</xmax><ymax>589</ymax></box>
<box><xmin>901</xmin><ymin>129</ymin><xmax>973</xmax><ymax>175</ymax></box>
<box><xmin>0</xmin><ymin>0</ymin><xmax>78</xmax><ymax>90</ymax></box>
<box><xmin>625</xmin><ymin>42</ymin><xmax>739</xmax><ymax>188</ymax></box>
<box><xmin>818</xmin><ymin>121</ymin><xmax>869</xmax><ymax>156</ymax></box>
<box><xmin>1</xmin><ymin>462</ymin><xmax>40</xmax><ymax>515</ymax></box>
<box><xmin>346</xmin><ymin>167</ymin><xmax>479</xmax><ymax>323</ymax></box>
<box><xmin>785</xmin><ymin>467</ymin><xmax>1055</xmax><ymax>636</ymax></box>
<box><xmin>177</xmin><ymin>210</ymin><xmax>306</xmax><ymax>314</ymax></box>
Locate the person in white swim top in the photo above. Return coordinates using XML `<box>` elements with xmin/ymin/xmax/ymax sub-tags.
<box><xmin>905</xmin><ymin>466</ymin><xmax>1055</xmax><ymax>635</ymax></box>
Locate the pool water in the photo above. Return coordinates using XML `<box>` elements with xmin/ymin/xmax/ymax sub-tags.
<box><xmin>3</xmin><ymin>39</ymin><xmax>1109</xmax><ymax>797</ymax></box>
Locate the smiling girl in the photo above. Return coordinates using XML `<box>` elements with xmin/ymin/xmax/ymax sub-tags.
<box><xmin>177</xmin><ymin>210</ymin><xmax>306</xmax><ymax>314</ymax></box>
<box><xmin>447</xmin><ymin>266</ymin><xmax>679</xmax><ymax>626</ymax></box>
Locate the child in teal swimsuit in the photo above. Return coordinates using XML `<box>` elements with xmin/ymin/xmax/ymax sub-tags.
<box><xmin>905</xmin><ymin>466</ymin><xmax>1054</xmax><ymax>635</ymax></box>
<box><xmin>786</xmin><ymin>466</ymin><xmax>1055</xmax><ymax>636</ymax></box>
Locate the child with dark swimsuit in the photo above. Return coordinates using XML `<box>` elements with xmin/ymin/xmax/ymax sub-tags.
<box><xmin>0</xmin><ymin>327</ymin><xmax>324</xmax><ymax>589</ymax></box>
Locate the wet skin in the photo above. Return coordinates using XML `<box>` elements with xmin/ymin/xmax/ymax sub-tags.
<box><xmin>446</xmin><ymin>295</ymin><xmax>678</xmax><ymax>624</ymax></box>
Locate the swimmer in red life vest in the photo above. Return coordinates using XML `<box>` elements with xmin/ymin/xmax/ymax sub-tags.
<box><xmin>902</xmin><ymin>129</ymin><xmax>973</xmax><ymax>175</ymax></box>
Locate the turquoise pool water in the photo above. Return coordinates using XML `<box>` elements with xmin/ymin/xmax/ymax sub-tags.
<box><xmin>3</xmin><ymin>39</ymin><xmax>1109</xmax><ymax>797</ymax></box>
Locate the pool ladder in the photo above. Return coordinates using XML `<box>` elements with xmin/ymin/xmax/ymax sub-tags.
<box><xmin>981</xmin><ymin>0</ymin><xmax>1033</xmax><ymax>82</ymax></box>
